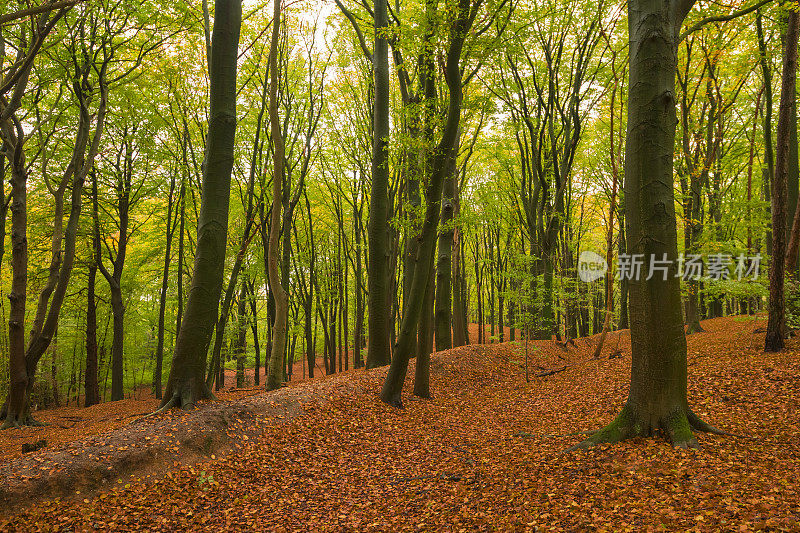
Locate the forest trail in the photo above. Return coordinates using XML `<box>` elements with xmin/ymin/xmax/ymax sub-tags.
<box><xmin>3</xmin><ymin>315</ymin><xmax>800</xmax><ymax>530</ymax></box>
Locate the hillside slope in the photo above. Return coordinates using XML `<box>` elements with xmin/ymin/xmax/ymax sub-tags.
<box><xmin>3</xmin><ymin>315</ymin><xmax>800</xmax><ymax>531</ymax></box>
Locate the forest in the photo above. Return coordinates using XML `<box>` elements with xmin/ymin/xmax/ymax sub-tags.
<box><xmin>1</xmin><ymin>0</ymin><xmax>800</xmax><ymax>529</ymax></box>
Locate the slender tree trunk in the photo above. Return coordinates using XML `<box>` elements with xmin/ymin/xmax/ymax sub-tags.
<box><xmin>153</xmin><ymin>173</ymin><xmax>176</xmax><ymax>399</ymax></box>
<box><xmin>266</xmin><ymin>0</ymin><xmax>289</xmax><ymax>391</ymax></box>
<box><xmin>593</xmin><ymin>45</ymin><xmax>621</xmax><ymax>358</ymax></box>
<box><xmin>451</xmin><ymin>178</ymin><xmax>468</xmax><ymax>346</ymax></box>
<box><xmin>84</xmin><ymin>259</ymin><xmax>99</xmax><ymax>407</ymax></box>
<box><xmin>414</xmin><ymin>260</ymin><xmax>435</xmax><ymax>398</ymax></box>
<box><xmin>758</xmin><ymin>10</ymin><xmax>774</xmax><ymax>259</ymax></box>
<box><xmin>353</xmin><ymin>187</ymin><xmax>365</xmax><ymax>368</ymax></box>
<box><xmin>177</xmin><ymin>176</ymin><xmax>186</xmax><ymax>333</ymax></box>
<box><xmin>381</xmin><ymin>0</ymin><xmax>476</xmax><ymax>406</ymax></box>
<box><xmin>109</xmin><ymin>285</ymin><xmax>124</xmax><ymax>401</ymax></box>
<box><xmin>235</xmin><ymin>278</ymin><xmax>247</xmax><ymax>387</ymax></box>
<box><xmin>247</xmin><ymin>279</ymin><xmax>261</xmax><ymax>385</ymax></box>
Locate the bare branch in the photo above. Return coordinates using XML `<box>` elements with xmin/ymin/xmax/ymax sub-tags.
<box><xmin>0</xmin><ymin>0</ymin><xmax>82</xmax><ymax>25</ymax></box>
<box><xmin>679</xmin><ymin>0</ymin><xmax>774</xmax><ymax>42</ymax></box>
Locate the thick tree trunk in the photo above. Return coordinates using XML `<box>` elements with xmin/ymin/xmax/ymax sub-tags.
<box><xmin>3</xmin><ymin>155</ymin><xmax>29</xmax><ymax>428</ymax></box>
<box><xmin>573</xmin><ymin>0</ymin><xmax>719</xmax><ymax>450</ymax></box>
<box><xmin>365</xmin><ymin>0</ymin><xmax>392</xmax><ymax>369</ymax></box>
<box><xmin>159</xmin><ymin>0</ymin><xmax>241</xmax><ymax>410</ymax></box>
<box><xmin>434</xmin><ymin>143</ymin><xmax>457</xmax><ymax>352</ymax></box>
<box><xmin>767</xmin><ymin>6</ymin><xmax>799</xmax><ymax>351</ymax></box>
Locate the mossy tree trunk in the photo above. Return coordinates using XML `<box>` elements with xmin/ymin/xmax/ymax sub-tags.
<box><xmin>573</xmin><ymin>0</ymin><xmax>723</xmax><ymax>450</ymax></box>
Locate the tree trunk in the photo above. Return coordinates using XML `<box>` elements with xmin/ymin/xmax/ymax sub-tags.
<box><xmin>153</xmin><ymin>173</ymin><xmax>177</xmax><ymax>399</ymax></box>
<box><xmin>2</xmin><ymin>151</ymin><xmax>29</xmax><ymax>428</ymax></box>
<box><xmin>353</xmin><ymin>188</ymin><xmax>365</xmax><ymax>368</ymax></box>
<box><xmin>758</xmin><ymin>10</ymin><xmax>774</xmax><ymax>259</ymax></box>
<box><xmin>109</xmin><ymin>285</ymin><xmax>124</xmax><ymax>401</ymax></box>
<box><xmin>451</xmin><ymin>181</ymin><xmax>468</xmax><ymax>346</ymax></box>
<box><xmin>365</xmin><ymin>0</ymin><xmax>393</xmax><ymax>369</ymax></box>
<box><xmin>159</xmin><ymin>0</ymin><xmax>242</xmax><ymax>410</ymax></box>
<box><xmin>381</xmin><ymin>0</ymin><xmax>475</xmax><ymax>406</ymax></box>
<box><xmin>247</xmin><ymin>279</ymin><xmax>261</xmax><ymax>385</ymax></box>
<box><xmin>767</xmin><ymin>6</ymin><xmax>799</xmax><ymax>351</ymax></box>
<box><xmin>266</xmin><ymin>0</ymin><xmax>289</xmax><ymax>391</ymax></box>
<box><xmin>414</xmin><ymin>260</ymin><xmax>436</xmax><ymax>398</ymax></box>
<box><xmin>573</xmin><ymin>0</ymin><xmax>719</xmax><ymax>450</ymax></box>
<box><xmin>235</xmin><ymin>278</ymin><xmax>248</xmax><ymax>387</ymax></box>
<box><xmin>84</xmin><ymin>260</ymin><xmax>100</xmax><ymax>407</ymax></box>
<box><xmin>434</xmin><ymin>141</ymin><xmax>457</xmax><ymax>351</ymax></box>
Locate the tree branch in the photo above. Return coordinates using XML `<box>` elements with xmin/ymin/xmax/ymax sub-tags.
<box><xmin>0</xmin><ymin>0</ymin><xmax>82</xmax><ymax>25</ymax></box>
<box><xmin>333</xmin><ymin>0</ymin><xmax>373</xmax><ymax>62</ymax></box>
<box><xmin>679</xmin><ymin>0</ymin><xmax>774</xmax><ymax>42</ymax></box>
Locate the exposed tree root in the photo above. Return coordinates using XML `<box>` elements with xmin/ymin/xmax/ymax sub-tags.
<box><xmin>534</xmin><ymin>366</ymin><xmax>567</xmax><ymax>377</ymax></box>
<box><xmin>565</xmin><ymin>404</ymin><xmax>722</xmax><ymax>452</ymax></box>
<box><xmin>137</xmin><ymin>380</ymin><xmax>217</xmax><ymax>423</ymax></box>
<box><xmin>687</xmin><ymin>409</ymin><xmax>751</xmax><ymax>438</ymax></box>
<box><xmin>1</xmin><ymin>413</ymin><xmax>48</xmax><ymax>430</ymax></box>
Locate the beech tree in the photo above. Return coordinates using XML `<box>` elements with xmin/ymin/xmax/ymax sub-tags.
<box><xmin>159</xmin><ymin>0</ymin><xmax>242</xmax><ymax>410</ymax></box>
<box><xmin>571</xmin><ymin>0</ymin><xmax>760</xmax><ymax>449</ymax></box>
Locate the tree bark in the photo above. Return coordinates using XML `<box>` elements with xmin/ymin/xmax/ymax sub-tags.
<box><xmin>154</xmin><ymin>172</ymin><xmax>177</xmax><ymax>399</ymax></box>
<box><xmin>365</xmin><ymin>0</ymin><xmax>393</xmax><ymax>369</ymax></box>
<box><xmin>266</xmin><ymin>0</ymin><xmax>289</xmax><ymax>391</ymax></box>
<box><xmin>381</xmin><ymin>0</ymin><xmax>479</xmax><ymax>406</ymax></box>
<box><xmin>573</xmin><ymin>0</ymin><xmax>720</xmax><ymax>450</ymax></box>
<box><xmin>159</xmin><ymin>0</ymin><xmax>242</xmax><ymax>410</ymax></box>
<box><xmin>84</xmin><ymin>258</ymin><xmax>100</xmax><ymax>407</ymax></box>
<box><xmin>757</xmin><ymin>10</ymin><xmax>774</xmax><ymax>259</ymax></box>
<box><xmin>767</xmin><ymin>5</ymin><xmax>799</xmax><ymax>351</ymax></box>
<box><xmin>434</xmin><ymin>148</ymin><xmax>458</xmax><ymax>352</ymax></box>
<box><xmin>2</xmin><ymin>134</ymin><xmax>29</xmax><ymax>428</ymax></box>
<box><xmin>235</xmin><ymin>277</ymin><xmax>248</xmax><ymax>387</ymax></box>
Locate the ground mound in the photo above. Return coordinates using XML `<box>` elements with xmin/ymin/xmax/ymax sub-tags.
<box><xmin>2</xmin><ymin>316</ymin><xmax>800</xmax><ymax>531</ymax></box>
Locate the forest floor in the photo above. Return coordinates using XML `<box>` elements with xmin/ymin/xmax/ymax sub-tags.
<box><xmin>2</xmin><ymin>315</ymin><xmax>800</xmax><ymax>531</ymax></box>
